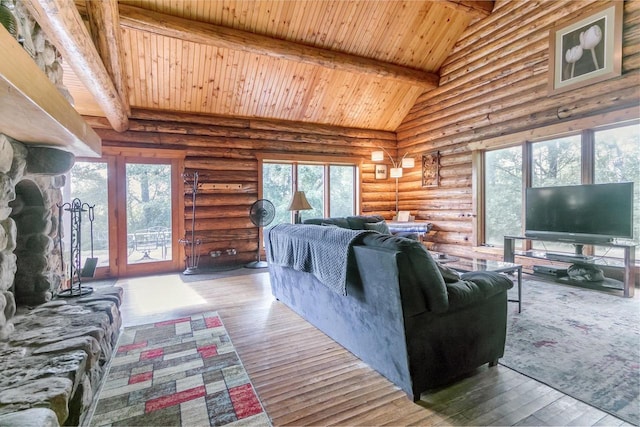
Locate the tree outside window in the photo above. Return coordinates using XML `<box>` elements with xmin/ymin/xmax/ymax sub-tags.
<box><xmin>262</xmin><ymin>161</ymin><xmax>357</xmax><ymax>225</ymax></box>
<box><xmin>484</xmin><ymin>146</ymin><xmax>522</xmax><ymax>246</ymax></box>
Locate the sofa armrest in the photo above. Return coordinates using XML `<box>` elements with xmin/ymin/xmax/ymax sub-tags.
<box><xmin>446</xmin><ymin>271</ymin><xmax>513</xmax><ymax>311</ymax></box>
<box><xmin>392</xmin><ymin>231</ymin><xmax>419</xmax><ymax>240</ymax></box>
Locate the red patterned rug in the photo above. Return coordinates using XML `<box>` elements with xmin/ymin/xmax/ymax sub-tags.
<box><xmin>89</xmin><ymin>311</ymin><xmax>270</xmax><ymax>426</ymax></box>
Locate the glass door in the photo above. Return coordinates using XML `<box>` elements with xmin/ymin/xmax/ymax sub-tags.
<box><xmin>118</xmin><ymin>156</ymin><xmax>182</xmax><ymax>276</ymax></box>
<box><xmin>67</xmin><ymin>160</ymin><xmax>113</xmax><ymax>279</ymax></box>
<box><xmin>125</xmin><ymin>162</ymin><xmax>173</xmax><ymax>265</ymax></box>
<box><xmin>69</xmin><ymin>150</ymin><xmax>183</xmax><ymax>278</ymax></box>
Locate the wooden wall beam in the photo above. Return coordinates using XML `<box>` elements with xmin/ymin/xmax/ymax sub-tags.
<box><xmin>22</xmin><ymin>0</ymin><xmax>129</xmax><ymax>132</ymax></box>
<box><xmin>84</xmin><ymin>0</ymin><xmax>130</xmax><ymax>117</ymax></box>
<box><xmin>118</xmin><ymin>4</ymin><xmax>439</xmax><ymax>90</ymax></box>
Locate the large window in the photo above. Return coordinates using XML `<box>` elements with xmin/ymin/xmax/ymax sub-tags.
<box><xmin>262</xmin><ymin>159</ymin><xmax>358</xmax><ymax>225</ymax></box>
<box><xmin>484</xmin><ymin>146</ymin><xmax>522</xmax><ymax>246</ymax></box>
<box><xmin>482</xmin><ymin>121</ymin><xmax>639</xmax><ymax>255</ymax></box>
<box><xmin>531</xmin><ymin>135</ymin><xmax>581</xmax><ymax>187</ymax></box>
<box><xmin>594</xmin><ymin>124</ymin><xmax>640</xmax><ymax>255</ymax></box>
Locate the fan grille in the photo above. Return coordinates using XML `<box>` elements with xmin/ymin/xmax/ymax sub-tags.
<box><xmin>249</xmin><ymin>199</ymin><xmax>275</xmax><ymax>227</ymax></box>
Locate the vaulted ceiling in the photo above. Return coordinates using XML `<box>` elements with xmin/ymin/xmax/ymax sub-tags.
<box><xmin>28</xmin><ymin>0</ymin><xmax>494</xmax><ymax>132</ymax></box>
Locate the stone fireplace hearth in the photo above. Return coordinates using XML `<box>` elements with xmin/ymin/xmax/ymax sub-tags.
<box><xmin>0</xmin><ymin>136</ymin><xmax>122</xmax><ymax>426</ymax></box>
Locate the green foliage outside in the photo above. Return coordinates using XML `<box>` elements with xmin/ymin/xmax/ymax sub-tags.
<box><xmin>69</xmin><ymin>162</ymin><xmax>109</xmax><ymax>255</ymax></box>
<box><xmin>532</xmin><ymin>136</ymin><xmax>581</xmax><ymax>187</ymax></box>
<box><xmin>329</xmin><ymin>165</ymin><xmax>355</xmax><ymax>217</ymax></box>
<box><xmin>263</xmin><ymin>163</ymin><xmax>292</xmax><ymax>227</ymax></box>
<box><xmin>485</xmin><ymin>146</ymin><xmax>522</xmax><ymax>246</ymax></box>
<box><xmin>298</xmin><ymin>164</ymin><xmax>324</xmax><ymax>220</ymax></box>
<box><xmin>68</xmin><ymin>162</ymin><xmax>173</xmax><ymax>265</ymax></box>
<box><xmin>125</xmin><ymin>163</ymin><xmax>172</xmax><ymax>233</ymax></box>
<box><xmin>594</xmin><ymin>124</ymin><xmax>640</xmax><ymax>247</ymax></box>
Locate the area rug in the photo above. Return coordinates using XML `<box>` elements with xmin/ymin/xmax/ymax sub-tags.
<box><xmin>89</xmin><ymin>311</ymin><xmax>271</xmax><ymax>426</ymax></box>
<box><xmin>501</xmin><ymin>279</ymin><xmax>639</xmax><ymax>425</ymax></box>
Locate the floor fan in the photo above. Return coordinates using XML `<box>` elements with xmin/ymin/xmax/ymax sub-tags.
<box><xmin>246</xmin><ymin>199</ymin><xmax>275</xmax><ymax>268</ymax></box>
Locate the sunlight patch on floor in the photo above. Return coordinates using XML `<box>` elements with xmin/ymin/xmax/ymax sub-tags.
<box><xmin>118</xmin><ymin>274</ymin><xmax>208</xmax><ymax>315</ymax></box>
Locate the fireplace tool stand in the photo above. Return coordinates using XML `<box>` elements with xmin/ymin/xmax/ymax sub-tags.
<box><xmin>180</xmin><ymin>171</ymin><xmax>202</xmax><ymax>275</ymax></box>
<box><xmin>57</xmin><ymin>198</ymin><xmax>95</xmax><ymax>297</ymax></box>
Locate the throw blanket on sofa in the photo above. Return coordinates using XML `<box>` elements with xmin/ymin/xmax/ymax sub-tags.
<box><xmin>266</xmin><ymin>224</ymin><xmax>373</xmax><ymax>296</ymax></box>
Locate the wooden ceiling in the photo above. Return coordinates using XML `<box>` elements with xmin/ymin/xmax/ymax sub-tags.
<box><xmin>35</xmin><ymin>0</ymin><xmax>493</xmax><ymax>132</ymax></box>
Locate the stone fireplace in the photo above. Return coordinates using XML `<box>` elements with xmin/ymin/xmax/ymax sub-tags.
<box><xmin>0</xmin><ymin>137</ymin><xmax>123</xmax><ymax>426</ymax></box>
<box><xmin>0</xmin><ymin>3</ymin><xmax>121</xmax><ymax>425</ymax></box>
<box><xmin>1</xmin><ymin>139</ymin><xmax>69</xmax><ymax>313</ymax></box>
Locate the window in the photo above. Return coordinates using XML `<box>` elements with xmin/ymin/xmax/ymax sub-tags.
<box><xmin>262</xmin><ymin>159</ymin><xmax>358</xmax><ymax>224</ymax></box>
<box><xmin>298</xmin><ymin>164</ymin><xmax>324</xmax><ymax>219</ymax></box>
<box><xmin>531</xmin><ymin>135</ymin><xmax>581</xmax><ymax>187</ymax></box>
<box><xmin>329</xmin><ymin>165</ymin><xmax>355</xmax><ymax>217</ymax></box>
<box><xmin>594</xmin><ymin>123</ymin><xmax>640</xmax><ymax>256</ymax></box>
<box><xmin>530</xmin><ymin>135</ymin><xmax>582</xmax><ymax>252</ymax></box>
<box><xmin>484</xmin><ymin>146</ymin><xmax>522</xmax><ymax>246</ymax></box>
<box><xmin>482</xmin><ymin>121</ymin><xmax>639</xmax><ymax>256</ymax></box>
<box><xmin>67</xmin><ymin>161</ymin><xmax>110</xmax><ymax>268</ymax></box>
<box><xmin>262</xmin><ymin>163</ymin><xmax>293</xmax><ymax>227</ymax></box>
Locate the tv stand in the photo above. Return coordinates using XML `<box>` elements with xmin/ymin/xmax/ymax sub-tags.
<box><xmin>504</xmin><ymin>235</ymin><xmax>636</xmax><ymax>298</ymax></box>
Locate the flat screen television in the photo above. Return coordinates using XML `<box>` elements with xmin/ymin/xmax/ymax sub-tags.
<box><xmin>525</xmin><ymin>182</ymin><xmax>634</xmax><ymax>243</ymax></box>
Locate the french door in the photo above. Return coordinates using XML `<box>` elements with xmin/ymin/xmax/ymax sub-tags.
<box><xmin>69</xmin><ymin>149</ymin><xmax>184</xmax><ymax>278</ymax></box>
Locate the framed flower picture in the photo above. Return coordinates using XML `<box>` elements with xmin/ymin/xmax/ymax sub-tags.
<box><xmin>548</xmin><ymin>2</ymin><xmax>623</xmax><ymax>95</ymax></box>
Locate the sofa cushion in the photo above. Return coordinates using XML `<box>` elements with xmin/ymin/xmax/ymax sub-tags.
<box><xmin>447</xmin><ymin>271</ymin><xmax>514</xmax><ymax>311</ymax></box>
<box><xmin>361</xmin><ymin>233</ymin><xmax>449</xmax><ymax>313</ymax></box>
<box><xmin>347</xmin><ymin>215</ymin><xmax>385</xmax><ymax>230</ymax></box>
<box><xmin>364</xmin><ymin>221</ymin><xmax>391</xmax><ymax>234</ymax></box>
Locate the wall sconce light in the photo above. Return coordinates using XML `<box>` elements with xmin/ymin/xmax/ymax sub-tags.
<box><xmin>288</xmin><ymin>190</ymin><xmax>313</xmax><ymax>223</ymax></box>
<box><xmin>371</xmin><ymin>147</ymin><xmax>415</xmax><ymax>213</ymax></box>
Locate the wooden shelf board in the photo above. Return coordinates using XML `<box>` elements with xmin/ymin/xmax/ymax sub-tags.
<box><xmin>0</xmin><ymin>25</ymin><xmax>101</xmax><ymax>157</ymax></box>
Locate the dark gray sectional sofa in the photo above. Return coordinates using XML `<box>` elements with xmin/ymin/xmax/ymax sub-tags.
<box><xmin>265</xmin><ymin>222</ymin><xmax>513</xmax><ymax>400</ymax></box>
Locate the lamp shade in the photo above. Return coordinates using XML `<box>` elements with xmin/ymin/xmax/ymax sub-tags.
<box><xmin>287</xmin><ymin>191</ymin><xmax>312</xmax><ymax>211</ymax></box>
<box><xmin>389</xmin><ymin>167</ymin><xmax>403</xmax><ymax>178</ymax></box>
<box><xmin>371</xmin><ymin>150</ymin><xmax>384</xmax><ymax>162</ymax></box>
<box><xmin>401</xmin><ymin>157</ymin><xmax>415</xmax><ymax>168</ymax></box>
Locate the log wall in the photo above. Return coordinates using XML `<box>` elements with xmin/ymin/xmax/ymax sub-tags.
<box><xmin>90</xmin><ymin>112</ymin><xmax>396</xmax><ymax>269</ymax></box>
<box><xmin>396</xmin><ymin>0</ymin><xmax>640</xmax><ymax>258</ymax></box>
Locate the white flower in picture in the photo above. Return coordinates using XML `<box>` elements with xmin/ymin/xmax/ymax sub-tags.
<box><xmin>565</xmin><ymin>45</ymin><xmax>583</xmax><ymax>79</ymax></box>
<box><xmin>580</xmin><ymin>24</ymin><xmax>603</xmax><ymax>69</ymax></box>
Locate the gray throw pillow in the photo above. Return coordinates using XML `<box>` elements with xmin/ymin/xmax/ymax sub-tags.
<box><xmin>364</xmin><ymin>221</ymin><xmax>390</xmax><ymax>234</ymax></box>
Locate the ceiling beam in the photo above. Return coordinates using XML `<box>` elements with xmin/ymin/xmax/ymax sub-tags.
<box><xmin>84</xmin><ymin>0</ymin><xmax>130</xmax><ymax>118</ymax></box>
<box><xmin>118</xmin><ymin>4</ymin><xmax>439</xmax><ymax>90</ymax></box>
<box><xmin>444</xmin><ymin>1</ymin><xmax>494</xmax><ymax>20</ymax></box>
<box><xmin>21</xmin><ymin>0</ymin><xmax>129</xmax><ymax>132</ymax></box>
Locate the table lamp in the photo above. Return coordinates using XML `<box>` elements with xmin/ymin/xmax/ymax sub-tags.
<box><xmin>288</xmin><ymin>191</ymin><xmax>312</xmax><ymax>223</ymax></box>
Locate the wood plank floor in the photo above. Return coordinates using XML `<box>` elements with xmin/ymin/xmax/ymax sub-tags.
<box><xmin>113</xmin><ymin>271</ymin><xmax>630</xmax><ymax>426</ymax></box>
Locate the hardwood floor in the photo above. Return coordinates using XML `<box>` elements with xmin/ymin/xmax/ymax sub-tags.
<box><xmin>113</xmin><ymin>271</ymin><xmax>630</xmax><ymax>426</ymax></box>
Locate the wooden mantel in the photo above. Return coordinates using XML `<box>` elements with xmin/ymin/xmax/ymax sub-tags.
<box><xmin>0</xmin><ymin>25</ymin><xmax>101</xmax><ymax>157</ymax></box>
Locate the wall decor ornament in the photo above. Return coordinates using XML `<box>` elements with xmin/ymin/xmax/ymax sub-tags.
<box><xmin>422</xmin><ymin>151</ymin><xmax>440</xmax><ymax>187</ymax></box>
<box><xmin>548</xmin><ymin>2</ymin><xmax>622</xmax><ymax>95</ymax></box>
<box><xmin>374</xmin><ymin>163</ymin><xmax>388</xmax><ymax>180</ymax></box>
